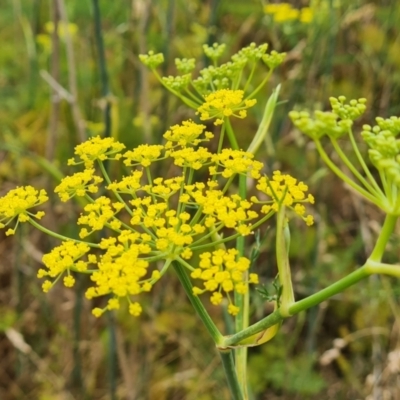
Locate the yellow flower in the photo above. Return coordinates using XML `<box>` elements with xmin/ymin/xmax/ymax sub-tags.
<box><xmin>197</xmin><ymin>89</ymin><xmax>256</xmax><ymax>125</ymax></box>
<box><xmin>300</xmin><ymin>7</ymin><xmax>313</xmax><ymax>24</ymax></box>
<box><xmin>55</xmin><ymin>169</ymin><xmax>103</xmax><ymax>202</ymax></box>
<box><xmin>211</xmin><ymin>149</ymin><xmax>264</xmax><ymax>179</ymax></box>
<box><xmin>129</xmin><ymin>302</ymin><xmax>143</xmax><ymax>316</ymax></box>
<box><xmin>45</xmin><ymin>21</ymin><xmax>78</xmax><ymax>37</ymax></box>
<box><xmin>191</xmin><ymin>249</ymin><xmax>258</xmax><ymax>316</ymax></box>
<box><xmin>253</xmin><ymin>170</ymin><xmax>315</xmax><ymax>224</ymax></box>
<box><xmin>169</xmin><ymin>147</ymin><xmax>212</xmax><ymax>170</ymax></box>
<box><xmin>38</xmin><ymin>241</ymin><xmax>92</xmax><ymax>289</ymax></box>
<box><xmin>68</xmin><ymin>136</ymin><xmax>125</xmax><ymax>168</ymax></box>
<box><xmin>264</xmin><ymin>3</ymin><xmax>291</xmax><ymax>15</ymax></box>
<box><xmin>0</xmin><ymin>186</ymin><xmax>48</xmax><ymax>234</ymax></box>
<box><xmin>264</xmin><ymin>3</ymin><xmax>302</xmax><ymax>23</ymax></box>
<box><xmin>164</xmin><ymin>120</ymin><xmax>214</xmax><ymax>149</ymax></box>
<box><xmin>124</xmin><ymin>144</ymin><xmax>164</xmax><ymax>167</ymax></box>
<box><xmin>78</xmin><ymin>196</ymin><xmax>124</xmax><ymax>238</ymax></box>
<box><xmin>107</xmin><ymin>170</ymin><xmax>143</xmax><ymax>193</ymax></box>
<box><xmin>181</xmin><ymin>186</ymin><xmax>258</xmax><ymax>234</ymax></box>
<box><xmin>274</xmin><ymin>7</ymin><xmax>299</xmax><ymax>22</ymax></box>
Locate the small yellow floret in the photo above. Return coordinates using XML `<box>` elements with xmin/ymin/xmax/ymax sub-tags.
<box><xmin>129</xmin><ymin>302</ymin><xmax>142</xmax><ymax>317</ymax></box>
<box><xmin>196</xmin><ymin>89</ymin><xmax>256</xmax><ymax>124</ymax></box>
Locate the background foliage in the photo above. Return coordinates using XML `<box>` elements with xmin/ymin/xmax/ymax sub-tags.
<box><xmin>1</xmin><ymin>0</ymin><xmax>400</xmax><ymax>399</ymax></box>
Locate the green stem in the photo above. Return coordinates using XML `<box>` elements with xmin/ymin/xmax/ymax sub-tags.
<box><xmin>219</xmin><ymin>349</ymin><xmax>245</xmax><ymax>400</ymax></box>
<box><xmin>234</xmin><ymin>174</ymin><xmax>248</xmax><ymax>395</ymax></box>
<box><xmin>218</xmin><ymin>124</ymin><xmax>226</xmax><ymax>153</ymax></box>
<box><xmin>245</xmin><ymin>70</ymin><xmax>272</xmax><ymax>101</ymax></box>
<box><xmin>330</xmin><ymin>138</ymin><xmax>383</xmax><ymax>200</ymax></box>
<box><xmin>223</xmin><ymin>258</ymin><xmax>400</xmax><ymax>347</ymax></box>
<box><xmin>276</xmin><ymin>207</ymin><xmax>294</xmax><ymax>316</ymax></box>
<box><xmin>365</xmin><ymin>261</ymin><xmax>400</xmax><ymax>277</ymax></box>
<box><xmin>369</xmin><ymin>214</ymin><xmax>398</xmax><ymax>262</ymax></box>
<box><xmin>222</xmin><ymin>215</ymin><xmax>400</xmax><ymax>348</ymax></box>
<box><xmin>347</xmin><ymin>129</ymin><xmax>385</xmax><ymax>197</ymax></box>
<box><xmin>173</xmin><ymin>261</ymin><xmax>224</xmax><ymax>344</ymax></box>
<box><xmin>152</xmin><ymin>69</ymin><xmax>200</xmax><ymax>109</ymax></box>
<box><xmin>225</xmin><ymin>118</ymin><xmax>239</xmax><ymax>150</ymax></box>
<box><xmin>288</xmin><ymin>267</ymin><xmax>368</xmax><ymax>315</ymax></box>
<box><xmin>222</xmin><ymin>309</ymin><xmax>284</xmax><ymax>347</ymax></box>
<box><xmin>242</xmin><ymin>62</ymin><xmax>256</xmax><ymax>93</ymax></box>
<box><xmin>315</xmin><ymin>140</ymin><xmax>380</xmax><ymax>206</ymax></box>
<box><xmin>175</xmin><ymin>256</ymin><xmax>195</xmax><ymax>271</ymax></box>
<box><xmin>29</xmin><ymin>219</ymin><xmax>100</xmax><ymax>248</ymax></box>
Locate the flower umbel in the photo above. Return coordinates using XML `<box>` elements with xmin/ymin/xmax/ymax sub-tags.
<box><xmin>253</xmin><ymin>171</ymin><xmax>315</xmax><ymax>225</ymax></box>
<box><xmin>68</xmin><ymin>136</ymin><xmax>125</xmax><ymax>168</ymax></box>
<box><xmin>197</xmin><ymin>89</ymin><xmax>257</xmax><ymax>125</ymax></box>
<box><xmin>0</xmin><ymin>186</ymin><xmax>48</xmax><ymax>235</ymax></box>
<box><xmin>191</xmin><ymin>249</ymin><xmax>259</xmax><ymax>316</ymax></box>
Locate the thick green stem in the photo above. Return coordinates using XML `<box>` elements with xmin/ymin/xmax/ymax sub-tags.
<box><xmin>219</xmin><ymin>349</ymin><xmax>245</xmax><ymax>400</ymax></box>
<box><xmin>223</xmin><ymin>258</ymin><xmax>400</xmax><ymax>347</ymax></box>
<box><xmin>222</xmin><ymin>309</ymin><xmax>284</xmax><ymax>347</ymax></box>
<box><xmin>369</xmin><ymin>214</ymin><xmax>398</xmax><ymax>262</ymax></box>
<box><xmin>276</xmin><ymin>207</ymin><xmax>294</xmax><ymax>316</ymax></box>
<box><xmin>288</xmin><ymin>267</ymin><xmax>368</xmax><ymax>315</ymax></box>
<box><xmin>173</xmin><ymin>262</ymin><xmax>224</xmax><ymax>345</ymax></box>
<box><xmin>234</xmin><ymin>174</ymin><xmax>249</xmax><ymax>396</ymax></box>
<box><xmin>225</xmin><ymin>118</ymin><xmax>239</xmax><ymax>150</ymax></box>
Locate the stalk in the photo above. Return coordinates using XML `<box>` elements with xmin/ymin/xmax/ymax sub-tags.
<box><xmin>173</xmin><ymin>262</ymin><xmax>224</xmax><ymax>345</ymax></box>
<box><xmin>234</xmin><ymin>174</ymin><xmax>249</xmax><ymax>396</ymax></box>
<box><xmin>219</xmin><ymin>349</ymin><xmax>245</xmax><ymax>400</ymax></box>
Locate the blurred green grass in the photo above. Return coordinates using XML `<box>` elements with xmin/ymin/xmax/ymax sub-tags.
<box><xmin>1</xmin><ymin>0</ymin><xmax>400</xmax><ymax>399</ymax></box>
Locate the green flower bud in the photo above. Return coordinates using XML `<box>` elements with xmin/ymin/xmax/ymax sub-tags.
<box><xmin>175</xmin><ymin>58</ymin><xmax>196</xmax><ymax>74</ymax></box>
<box><xmin>329</xmin><ymin>96</ymin><xmax>367</xmax><ymax>120</ymax></box>
<box><xmin>139</xmin><ymin>51</ymin><xmax>164</xmax><ymax>69</ymax></box>
<box><xmin>203</xmin><ymin>43</ymin><xmax>226</xmax><ymax>61</ymax></box>
<box><xmin>232</xmin><ymin>43</ymin><xmax>268</xmax><ymax>63</ymax></box>
<box><xmin>162</xmin><ymin>74</ymin><xmax>191</xmax><ymax>92</ymax></box>
<box><xmin>262</xmin><ymin>50</ymin><xmax>286</xmax><ymax>70</ymax></box>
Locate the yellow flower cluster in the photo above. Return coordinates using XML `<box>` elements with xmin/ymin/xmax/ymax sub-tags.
<box><xmin>164</xmin><ymin>120</ymin><xmax>214</xmax><ymax>148</ymax></box>
<box><xmin>55</xmin><ymin>169</ymin><xmax>103</xmax><ymax>202</ymax></box>
<box><xmin>169</xmin><ymin>147</ymin><xmax>212</xmax><ymax>170</ymax></box>
<box><xmin>264</xmin><ymin>3</ymin><xmax>313</xmax><ymax>24</ymax></box>
<box><xmin>0</xmin><ymin>113</ymin><xmax>315</xmax><ymax>319</ymax></box>
<box><xmin>78</xmin><ymin>196</ymin><xmax>124</xmax><ymax>238</ymax></box>
<box><xmin>252</xmin><ymin>170</ymin><xmax>315</xmax><ymax>225</ymax></box>
<box><xmin>85</xmin><ymin>232</ymin><xmax>157</xmax><ymax>317</ymax></box>
<box><xmin>68</xmin><ymin>136</ymin><xmax>125</xmax><ymax>168</ymax></box>
<box><xmin>124</xmin><ymin>144</ymin><xmax>164</xmax><ymax>167</ymax></box>
<box><xmin>107</xmin><ymin>170</ymin><xmax>143</xmax><ymax>193</ymax></box>
<box><xmin>180</xmin><ymin>184</ymin><xmax>258</xmax><ymax>236</ymax></box>
<box><xmin>38</xmin><ymin>241</ymin><xmax>93</xmax><ymax>291</ymax></box>
<box><xmin>191</xmin><ymin>249</ymin><xmax>259</xmax><ymax>316</ymax></box>
<box><xmin>0</xmin><ymin>186</ymin><xmax>47</xmax><ymax>235</ymax></box>
<box><xmin>197</xmin><ymin>89</ymin><xmax>257</xmax><ymax>125</ymax></box>
<box><xmin>210</xmin><ymin>149</ymin><xmax>263</xmax><ymax>179</ymax></box>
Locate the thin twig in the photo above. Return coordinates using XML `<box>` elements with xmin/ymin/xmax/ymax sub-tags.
<box><xmin>93</xmin><ymin>0</ymin><xmax>112</xmax><ymax>139</ymax></box>
<box><xmin>46</xmin><ymin>0</ymin><xmax>61</xmax><ymax>162</ymax></box>
<box><xmin>56</xmin><ymin>0</ymin><xmax>86</xmax><ymax>142</ymax></box>
<box><xmin>134</xmin><ymin>0</ymin><xmax>152</xmax><ymax>143</ymax></box>
<box><xmin>6</xmin><ymin>328</ymin><xmax>76</xmax><ymax>400</ymax></box>
<box><xmin>40</xmin><ymin>69</ymin><xmax>74</xmax><ymax>102</ymax></box>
